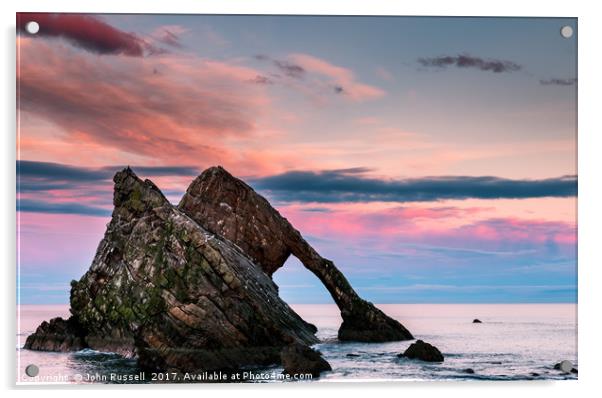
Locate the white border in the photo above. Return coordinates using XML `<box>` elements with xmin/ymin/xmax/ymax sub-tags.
<box><xmin>2</xmin><ymin>1</ymin><xmax>601</xmax><ymax>396</ymax></box>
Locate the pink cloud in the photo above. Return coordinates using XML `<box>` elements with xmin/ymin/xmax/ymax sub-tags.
<box><xmin>277</xmin><ymin>203</ymin><xmax>576</xmax><ymax>250</ymax></box>
<box><xmin>151</xmin><ymin>25</ymin><xmax>188</xmax><ymax>48</ymax></box>
<box><xmin>288</xmin><ymin>53</ymin><xmax>385</xmax><ymax>101</ymax></box>
<box><xmin>17</xmin><ymin>37</ymin><xmax>289</xmax><ymax>176</ymax></box>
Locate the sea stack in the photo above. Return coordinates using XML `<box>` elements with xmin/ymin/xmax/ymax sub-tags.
<box><xmin>26</xmin><ymin>168</ymin><xmax>319</xmax><ymax>373</ymax></box>
<box><xmin>25</xmin><ymin>166</ymin><xmax>413</xmax><ymax>374</ymax></box>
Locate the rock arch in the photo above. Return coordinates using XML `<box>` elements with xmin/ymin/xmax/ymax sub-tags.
<box><xmin>178</xmin><ymin>166</ymin><xmax>413</xmax><ymax>342</ymax></box>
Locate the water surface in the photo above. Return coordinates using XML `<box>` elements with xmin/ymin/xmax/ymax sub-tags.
<box><xmin>16</xmin><ymin>304</ymin><xmax>577</xmax><ymax>383</ymax></box>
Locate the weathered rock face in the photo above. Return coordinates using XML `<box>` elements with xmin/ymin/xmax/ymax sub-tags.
<box><xmin>24</xmin><ymin>316</ymin><xmax>86</xmax><ymax>352</ymax></box>
<box><xmin>25</xmin><ymin>165</ymin><xmax>414</xmax><ymax>375</ymax></box>
<box><xmin>178</xmin><ymin>166</ymin><xmax>413</xmax><ymax>342</ymax></box>
<box><xmin>280</xmin><ymin>343</ymin><xmax>332</xmax><ymax>377</ymax></box>
<box><xmin>27</xmin><ymin>168</ymin><xmax>319</xmax><ymax>373</ymax></box>
<box><xmin>397</xmin><ymin>340</ymin><xmax>444</xmax><ymax>362</ymax></box>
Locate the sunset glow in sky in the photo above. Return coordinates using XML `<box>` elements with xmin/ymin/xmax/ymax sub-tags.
<box><xmin>17</xmin><ymin>14</ymin><xmax>577</xmax><ymax>304</ymax></box>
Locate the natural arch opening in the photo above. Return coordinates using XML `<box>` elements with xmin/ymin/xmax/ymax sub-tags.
<box><xmin>177</xmin><ymin>166</ymin><xmax>414</xmax><ymax>342</ymax></box>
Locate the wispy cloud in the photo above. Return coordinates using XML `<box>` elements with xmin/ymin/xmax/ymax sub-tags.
<box><xmin>359</xmin><ymin>283</ymin><xmax>576</xmax><ymax>293</ymax></box>
<box><xmin>540</xmin><ymin>78</ymin><xmax>577</xmax><ymax>86</ymax></box>
<box><xmin>273</xmin><ymin>59</ymin><xmax>306</xmax><ymax>79</ymax></box>
<box><xmin>254</xmin><ymin>53</ymin><xmax>385</xmax><ymax>101</ymax></box>
<box><xmin>151</xmin><ymin>25</ymin><xmax>189</xmax><ymax>48</ymax></box>
<box><xmin>249</xmin><ymin>75</ymin><xmax>274</xmax><ymax>85</ymax></box>
<box><xmin>289</xmin><ymin>53</ymin><xmax>385</xmax><ymax>101</ymax></box>
<box><xmin>418</xmin><ymin>54</ymin><xmax>521</xmax><ymax>73</ymax></box>
<box><xmin>17</xmin><ymin>37</ymin><xmax>269</xmax><ymax>168</ymax></box>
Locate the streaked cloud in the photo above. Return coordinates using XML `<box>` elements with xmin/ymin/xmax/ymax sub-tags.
<box><xmin>418</xmin><ymin>54</ymin><xmax>521</xmax><ymax>73</ymax></box>
<box><xmin>152</xmin><ymin>25</ymin><xmax>188</xmax><ymax>48</ymax></box>
<box><xmin>17</xmin><ymin>37</ymin><xmax>270</xmax><ymax>169</ymax></box>
<box><xmin>273</xmin><ymin>59</ymin><xmax>306</xmax><ymax>79</ymax></box>
<box><xmin>18</xmin><ymin>199</ymin><xmax>111</xmax><ymax>216</ymax></box>
<box><xmin>18</xmin><ymin>160</ymin><xmax>200</xmax><ymax>182</ymax></box>
<box><xmin>17</xmin><ymin>160</ymin><xmax>201</xmax><ymax>215</ymax></box>
<box><xmin>289</xmin><ymin>53</ymin><xmax>385</xmax><ymax>101</ymax></box>
<box><xmin>251</xmin><ymin>169</ymin><xmax>577</xmax><ymax>203</ymax></box>
<box><xmin>254</xmin><ymin>53</ymin><xmax>385</xmax><ymax>101</ymax></box>
<box><xmin>540</xmin><ymin>78</ymin><xmax>577</xmax><ymax>86</ymax></box>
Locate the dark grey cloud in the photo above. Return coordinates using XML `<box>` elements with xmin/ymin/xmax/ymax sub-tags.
<box><xmin>17</xmin><ymin>160</ymin><xmax>201</xmax><ymax>215</ymax></box>
<box><xmin>249</xmin><ymin>75</ymin><xmax>274</xmax><ymax>85</ymax></box>
<box><xmin>17</xmin><ymin>13</ymin><xmax>155</xmax><ymax>56</ymax></box>
<box><xmin>129</xmin><ymin>165</ymin><xmax>200</xmax><ymax>176</ymax></box>
<box><xmin>18</xmin><ymin>199</ymin><xmax>111</xmax><ymax>217</ymax></box>
<box><xmin>418</xmin><ymin>54</ymin><xmax>521</xmax><ymax>73</ymax></box>
<box><xmin>273</xmin><ymin>60</ymin><xmax>305</xmax><ymax>79</ymax></box>
<box><xmin>18</xmin><ymin>160</ymin><xmax>109</xmax><ymax>182</ymax></box>
<box><xmin>18</xmin><ymin>160</ymin><xmax>200</xmax><ymax>182</ymax></box>
<box><xmin>540</xmin><ymin>78</ymin><xmax>577</xmax><ymax>86</ymax></box>
<box><xmin>254</xmin><ymin>55</ymin><xmax>305</xmax><ymax>79</ymax></box>
<box><xmin>250</xmin><ymin>169</ymin><xmax>577</xmax><ymax>203</ymax></box>
<box><xmin>333</xmin><ymin>85</ymin><xmax>344</xmax><ymax>94</ymax></box>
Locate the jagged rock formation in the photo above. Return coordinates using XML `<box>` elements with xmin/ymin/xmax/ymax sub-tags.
<box><xmin>24</xmin><ymin>316</ymin><xmax>86</xmax><ymax>352</ymax></box>
<box><xmin>26</xmin><ymin>168</ymin><xmax>320</xmax><ymax>373</ymax></box>
<box><xmin>26</xmin><ymin>165</ymin><xmax>413</xmax><ymax>376</ymax></box>
<box><xmin>178</xmin><ymin>166</ymin><xmax>413</xmax><ymax>342</ymax></box>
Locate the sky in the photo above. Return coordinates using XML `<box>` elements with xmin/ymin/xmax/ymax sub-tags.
<box><xmin>16</xmin><ymin>14</ymin><xmax>577</xmax><ymax>304</ymax></box>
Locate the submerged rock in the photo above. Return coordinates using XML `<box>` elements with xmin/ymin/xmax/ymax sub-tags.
<box><xmin>26</xmin><ymin>168</ymin><xmax>317</xmax><ymax>373</ymax></box>
<box><xmin>463</xmin><ymin>368</ymin><xmax>475</xmax><ymax>374</ymax></box>
<box><xmin>398</xmin><ymin>340</ymin><xmax>444</xmax><ymax>362</ymax></box>
<box><xmin>280</xmin><ymin>343</ymin><xmax>332</xmax><ymax>377</ymax></box>
<box><xmin>178</xmin><ymin>166</ymin><xmax>413</xmax><ymax>342</ymax></box>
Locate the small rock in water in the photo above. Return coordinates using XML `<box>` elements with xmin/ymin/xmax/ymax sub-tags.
<box><xmin>346</xmin><ymin>353</ymin><xmax>360</xmax><ymax>357</ymax></box>
<box><xmin>281</xmin><ymin>343</ymin><xmax>332</xmax><ymax>377</ymax></box>
<box><xmin>397</xmin><ymin>340</ymin><xmax>444</xmax><ymax>362</ymax></box>
<box><xmin>531</xmin><ymin>372</ymin><xmax>540</xmax><ymax>377</ymax></box>
<box><xmin>554</xmin><ymin>361</ymin><xmax>577</xmax><ymax>374</ymax></box>
<box><xmin>463</xmin><ymin>368</ymin><xmax>475</xmax><ymax>374</ymax></box>
<box><xmin>472</xmin><ymin>319</ymin><xmax>482</xmax><ymax>323</ymax></box>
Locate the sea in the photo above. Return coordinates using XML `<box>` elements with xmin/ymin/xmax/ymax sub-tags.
<box><xmin>16</xmin><ymin>303</ymin><xmax>577</xmax><ymax>384</ymax></box>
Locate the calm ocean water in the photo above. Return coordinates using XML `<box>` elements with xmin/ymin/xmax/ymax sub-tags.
<box><xmin>16</xmin><ymin>304</ymin><xmax>577</xmax><ymax>384</ymax></box>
